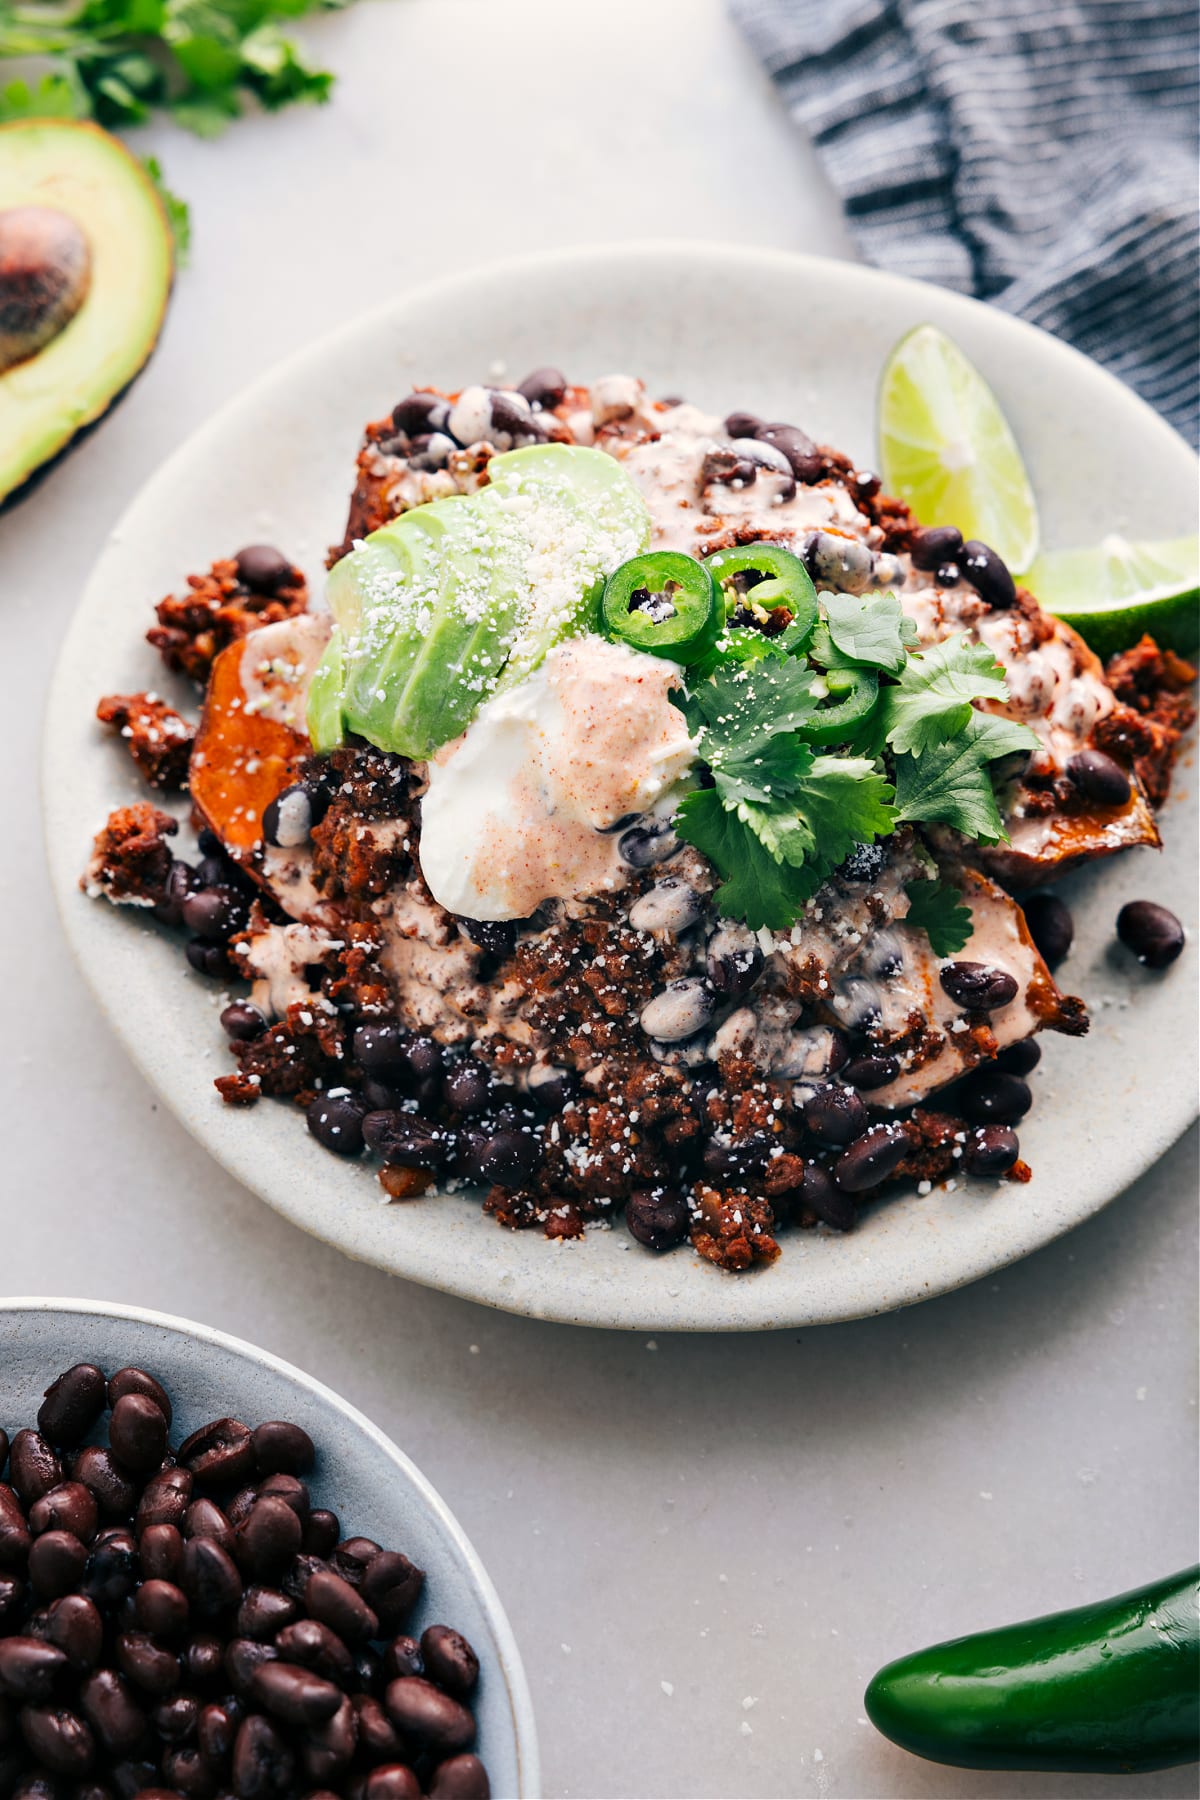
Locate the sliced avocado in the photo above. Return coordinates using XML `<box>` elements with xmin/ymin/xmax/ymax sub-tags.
<box><xmin>0</xmin><ymin>120</ymin><xmax>174</xmax><ymax>507</ymax></box>
<box><xmin>310</xmin><ymin>443</ymin><xmax>651</xmax><ymax>758</ymax></box>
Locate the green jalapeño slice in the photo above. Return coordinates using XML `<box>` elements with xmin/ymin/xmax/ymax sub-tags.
<box><xmin>600</xmin><ymin>551</ymin><xmax>722</xmax><ymax>664</ymax></box>
<box><xmin>703</xmin><ymin>543</ymin><xmax>819</xmax><ymax>650</ymax></box>
<box><xmin>804</xmin><ymin>664</ymin><xmax>880</xmax><ymax>745</ymax></box>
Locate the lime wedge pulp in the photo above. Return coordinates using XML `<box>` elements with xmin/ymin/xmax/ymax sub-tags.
<box><xmin>878</xmin><ymin>324</ymin><xmax>1040</xmax><ymax>574</ymax></box>
<box><xmin>1025</xmin><ymin>534</ymin><xmax>1200</xmax><ymax>660</ymax></box>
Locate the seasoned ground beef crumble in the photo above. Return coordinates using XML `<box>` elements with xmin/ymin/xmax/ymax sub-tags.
<box><xmin>84</xmin><ymin>373</ymin><xmax>1194</xmax><ymax>1272</ymax></box>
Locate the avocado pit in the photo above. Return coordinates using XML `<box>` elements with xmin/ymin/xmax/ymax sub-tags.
<box><xmin>0</xmin><ymin>205</ymin><xmax>93</xmax><ymax>374</ymax></box>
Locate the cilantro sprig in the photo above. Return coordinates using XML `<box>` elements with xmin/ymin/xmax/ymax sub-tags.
<box><xmin>670</xmin><ymin>575</ymin><xmax>1040</xmax><ymax>936</ymax></box>
<box><xmin>0</xmin><ymin>0</ymin><xmax>351</xmax><ymax>230</ymax></box>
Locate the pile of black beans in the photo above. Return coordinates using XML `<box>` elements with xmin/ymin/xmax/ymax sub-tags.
<box><xmin>154</xmin><ymin>830</ymin><xmax>260</xmax><ymax>983</ymax></box>
<box><xmin>0</xmin><ymin>1362</ymin><xmax>489</xmax><ymax>1799</ymax></box>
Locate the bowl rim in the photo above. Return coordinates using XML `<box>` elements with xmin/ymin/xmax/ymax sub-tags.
<box><xmin>42</xmin><ymin>238</ymin><xmax>1199</xmax><ymax>1334</ymax></box>
<box><xmin>0</xmin><ymin>1293</ymin><xmax>542</xmax><ymax>1796</ymax></box>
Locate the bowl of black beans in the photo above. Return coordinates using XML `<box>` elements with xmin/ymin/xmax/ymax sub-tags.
<box><xmin>0</xmin><ymin>1300</ymin><xmax>538</xmax><ymax>1800</ymax></box>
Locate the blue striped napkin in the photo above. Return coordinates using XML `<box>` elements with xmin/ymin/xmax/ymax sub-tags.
<box><xmin>731</xmin><ymin>0</ymin><xmax>1199</xmax><ymax>446</ymax></box>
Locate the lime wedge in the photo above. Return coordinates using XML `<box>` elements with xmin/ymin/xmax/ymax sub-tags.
<box><xmin>1024</xmin><ymin>534</ymin><xmax>1199</xmax><ymax>660</ymax></box>
<box><xmin>878</xmin><ymin>324</ymin><xmax>1040</xmax><ymax>574</ymax></box>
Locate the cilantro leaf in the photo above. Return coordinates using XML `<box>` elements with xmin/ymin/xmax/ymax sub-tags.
<box><xmin>904</xmin><ymin>879</ymin><xmax>974</xmax><ymax>957</ymax></box>
<box><xmin>142</xmin><ymin>155</ymin><xmax>191</xmax><ymax>259</ymax></box>
<box><xmin>893</xmin><ymin>712</ymin><xmax>1038</xmax><ymax>843</ymax></box>
<box><xmin>0</xmin><ymin>67</ymin><xmax>90</xmax><ymax>119</ymax></box>
<box><xmin>819</xmin><ymin>590</ymin><xmax>917</xmax><ymax>674</ymax></box>
<box><xmin>711</xmin><ymin>732</ymin><xmax>815</xmax><ymax>813</ymax></box>
<box><xmin>878</xmin><ymin>633</ymin><xmax>1010</xmax><ymax>756</ymax></box>
<box><xmin>790</xmin><ymin>755</ymin><xmax>897</xmax><ymax>869</ymax></box>
<box><xmin>676</xmin><ymin>789</ymin><xmax>810</xmax><ymax>932</ymax></box>
<box><xmin>673</xmin><ymin>656</ymin><xmax>818</xmax><ymax>753</ymax></box>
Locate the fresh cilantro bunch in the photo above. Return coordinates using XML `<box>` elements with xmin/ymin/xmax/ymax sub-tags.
<box><xmin>671</xmin><ymin>582</ymin><xmax>1038</xmax><ymax>939</ymax></box>
<box><xmin>0</xmin><ymin>0</ymin><xmax>351</xmax><ymax>235</ymax></box>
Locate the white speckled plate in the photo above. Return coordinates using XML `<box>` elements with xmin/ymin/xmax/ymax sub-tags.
<box><xmin>43</xmin><ymin>244</ymin><xmax>1199</xmax><ymax>1332</ymax></box>
<box><xmin>0</xmin><ymin>1297</ymin><xmax>539</xmax><ymax>1794</ymax></box>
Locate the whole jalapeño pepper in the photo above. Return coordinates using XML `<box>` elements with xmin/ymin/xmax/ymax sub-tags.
<box><xmin>865</xmin><ymin>1565</ymin><xmax>1200</xmax><ymax>1775</ymax></box>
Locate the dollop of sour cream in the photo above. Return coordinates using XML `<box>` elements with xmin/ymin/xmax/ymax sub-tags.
<box><xmin>418</xmin><ymin>634</ymin><xmax>698</xmax><ymax>921</ymax></box>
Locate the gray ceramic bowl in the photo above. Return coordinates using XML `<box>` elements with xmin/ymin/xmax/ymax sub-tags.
<box><xmin>0</xmin><ymin>1297</ymin><xmax>539</xmax><ymax>1797</ymax></box>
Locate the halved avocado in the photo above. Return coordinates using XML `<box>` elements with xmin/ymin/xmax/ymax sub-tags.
<box><xmin>0</xmin><ymin>120</ymin><xmax>174</xmax><ymax>506</ymax></box>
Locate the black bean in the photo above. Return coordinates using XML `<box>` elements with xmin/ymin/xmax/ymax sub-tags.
<box><xmin>235</xmin><ymin>1498</ymin><xmax>302</xmax><ymax>1580</ymax></box>
<box><xmin>220</xmin><ymin>1001</ymin><xmax>267</xmax><ymax>1043</ymax></box>
<box><xmin>257</xmin><ymin>1473</ymin><xmax>309</xmax><ymax>1523</ymax></box>
<box><xmin>224</xmin><ymin>1638</ymin><xmax>278</xmax><ymax>1700</ymax></box>
<box><xmin>248</xmin><ymin>1660</ymin><xmax>341</xmax><ymax>1728</ymax></box>
<box><xmin>109</xmin><ymin>1394</ymin><xmax>168</xmax><ymax>1476</ymax></box>
<box><xmin>0</xmin><ymin>1485</ymin><xmax>32</xmax><ymax>1566</ymax></box>
<box><xmin>428</xmin><ymin>1058</ymin><xmax>489</xmax><ymax>1124</ymax></box>
<box><xmin>958</xmin><ymin>539</ymin><xmax>1016</xmax><ymax>608</ymax></box>
<box><xmin>474</xmin><ymin>1126</ymin><xmax>540</xmax><ymax>1189</ymax></box>
<box><xmin>625</xmin><ymin>1188</ymin><xmax>690</xmax><ymax>1252</ymax></box>
<box><xmin>723</xmin><ymin>410</ymin><xmax>762</xmax><ymax>438</ymax></box>
<box><xmin>1117</xmin><ymin>900</ymin><xmax>1185</xmax><ymax>969</ymax></box>
<box><xmin>420</xmin><ymin>1626</ymin><xmax>478</xmax><ymax>1698</ymax></box>
<box><xmin>197</xmin><ymin>1698</ymin><xmax>239</xmax><ymax>1762</ymax></box>
<box><xmin>803</xmin><ymin>1084</ymin><xmax>868</xmax><ymax>1148</ymax></box>
<box><xmin>996</xmin><ymin>1037</ymin><xmax>1041</xmax><ymax>1075</ymax></box>
<box><xmin>618</xmin><ymin>820</ymin><xmax>678</xmax><ymax>867</ymax></box>
<box><xmin>391</xmin><ymin>392</ymin><xmax>448</xmax><ymax>435</ymax></box>
<box><xmin>183</xmin><ymin>1636</ymin><xmax>225</xmax><ymax>1691</ymax></box>
<box><xmin>108</xmin><ymin>1368</ymin><xmax>172</xmax><ymax>1429</ymax></box>
<box><xmin>382</xmin><ymin>1635</ymin><xmax>424</xmax><ymax>1682</ymax></box>
<box><xmin>0</xmin><ymin>1636</ymin><xmax>70</xmax><ymax>1701</ymax></box>
<box><xmin>384</xmin><ymin>1676</ymin><xmax>475</xmax><ymax>1753</ymax></box>
<box><xmin>525</xmin><ymin>1063</ymin><xmax>577</xmax><ymax>1111</ymax></box>
<box><xmin>939</xmin><ymin>960</ymin><xmax>1019</xmax><ymax>1011</ymax></box>
<box><xmin>1022</xmin><ymin>892</ymin><xmax>1073</xmax><ymax>968</ymax></box>
<box><xmin>839</xmin><ymin>841</ymin><xmax>887</xmax><ymax>884</ymax></box>
<box><xmin>959</xmin><ymin>1069</ymin><xmax>1032</xmax><ymax>1125</ymax></box>
<box><xmin>305</xmin><ymin>1568</ymin><xmax>377</xmax><ymax>1645</ymax></box>
<box><xmin>134</xmin><ymin>1578</ymin><xmax>189</xmax><ymax>1641</ymax></box>
<box><xmin>136</xmin><ymin>1469</ymin><xmax>192</xmax><ymax>1534</ymax></box>
<box><xmin>701</xmin><ymin>1134</ymin><xmax>773</xmax><ymax>1181</ymax></box>
<box><xmin>231</xmin><ymin>1711</ymin><xmax>294</xmax><ymax>1797</ymax></box>
<box><xmin>706</xmin><ymin>928</ymin><xmax>763</xmax><ymax>1001</ymax></box>
<box><xmin>185</xmin><ymin>937</ymin><xmax>230</xmax><ymax>978</ymax></box>
<box><xmin>488</xmin><ymin>389</ymin><xmax>545</xmax><ymax>440</ymax></box>
<box><xmin>279</xmin><ymin>1552</ymin><xmax>327</xmax><ymax>1605</ymax></box>
<box><xmin>275</xmin><ymin>1620</ymin><xmax>355</xmax><ymax>1689</ymax></box>
<box><xmin>1066</xmin><ymin>748</ymin><xmax>1132</xmax><ymax>808</ymax></box>
<box><xmin>362</xmin><ymin>1111</ymin><xmax>449</xmax><ymax>1168</ymax></box>
<box><xmin>45</xmin><ymin>1595</ymin><xmax>103</xmax><ymax>1672</ymax></box>
<box><xmin>19</xmin><ymin>1704</ymin><xmax>95</xmax><ymax>1775</ymax></box>
<box><xmin>185</xmin><ymin>1497</ymin><xmax>236</xmax><ymax>1554</ymax></box>
<box><xmin>110</xmin><ymin>1759</ymin><xmax>159</xmax><ymax>1798</ymax></box>
<box><xmin>797</xmin><ymin>1161</ymin><xmax>856</xmax><ymax>1230</ymax></box>
<box><xmin>181</xmin><ymin>1537</ymin><xmax>243</xmax><ymax>1616</ymax></box>
<box><xmin>151</xmin><ymin>1690</ymin><xmax>200</xmax><ymax>1744</ymax></box>
<box><xmin>307</xmin><ymin>1091</ymin><xmax>368</xmax><ymax>1157</ymax></box>
<box><xmin>29</xmin><ymin>1482</ymin><xmax>98</xmax><ymax>1543</ymax></box>
<box><xmin>361</xmin><ymin>1552</ymin><xmax>424</xmax><ymax>1635</ymax></box>
<box><xmin>29</xmin><ymin>1530</ymin><xmax>88</xmax><ymax>1599</ymax></box>
<box><xmin>245</xmin><ymin>1423</ymin><xmax>311</xmax><ymax>1479</ymax></box>
<box><xmin>516</xmin><ymin>367</ymin><xmax>567</xmax><ymax>409</ymax></box>
<box><xmin>366</xmin><ymin>1767</ymin><xmax>422</xmax><ymax>1800</ymax></box>
<box><xmin>70</xmin><ymin>1448</ymin><xmax>137</xmax><ymax>1524</ymax></box>
<box><xmin>910</xmin><ymin>525</ymin><xmax>963</xmax><ymax>572</ymax></box>
<box><xmin>457</xmin><ymin>917</ymin><xmax>517</xmax><ymax>960</ymax></box>
<box><xmin>179</xmin><ymin>1418</ymin><xmax>257</xmax><ymax>1490</ymax></box>
<box><xmin>965</xmin><ymin>1126</ymin><xmax>1020</xmax><ymax>1175</ymax></box>
<box><xmin>81</xmin><ymin>1532</ymin><xmax>138</xmax><ymax>1608</ymax></box>
<box><xmin>757</xmin><ymin>421</ymin><xmax>822</xmax><ymax>483</ymax></box>
<box><xmin>115</xmin><ymin>1632</ymin><xmax>180</xmax><ymax>1698</ymax></box>
<box><xmin>235</xmin><ymin>1585</ymin><xmax>296</xmax><ymax>1643</ymax></box>
<box><xmin>834</xmin><ymin>1124</ymin><xmax>908</xmax><ymax>1193</ymax></box>
<box><xmin>640</xmin><ymin>977</ymin><xmax>715</xmax><ymax>1043</ymax></box>
<box><xmin>9</xmin><ymin>1433</ymin><xmax>63</xmax><ymax>1507</ymax></box>
<box><xmin>181</xmin><ymin>886</ymin><xmax>241</xmax><ymax>943</ymax></box>
<box><xmin>36</xmin><ymin>1367</ymin><xmax>106</xmax><ymax>1449</ymax></box>
<box><xmin>261</xmin><ymin>781</ymin><xmax>314</xmax><ymax>851</ymax></box>
<box><xmin>840</xmin><ymin>1054</ymin><xmax>899</xmax><ymax>1090</ymax></box>
<box><xmin>0</xmin><ymin>1573</ymin><xmax>23</xmax><ymax>1627</ymax></box>
<box><xmin>429</xmin><ymin>1753</ymin><xmax>491</xmax><ymax>1800</ymax></box>
<box><xmin>234</xmin><ymin>545</ymin><xmax>294</xmax><ymax>595</ymax></box>
<box><xmin>303</xmin><ymin>1510</ymin><xmax>340</xmax><ymax>1560</ymax></box>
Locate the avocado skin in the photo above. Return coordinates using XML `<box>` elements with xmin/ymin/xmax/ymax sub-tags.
<box><xmin>865</xmin><ymin>1566</ymin><xmax>1200</xmax><ymax>1773</ymax></box>
<box><xmin>0</xmin><ymin>121</ymin><xmax>174</xmax><ymax>509</ymax></box>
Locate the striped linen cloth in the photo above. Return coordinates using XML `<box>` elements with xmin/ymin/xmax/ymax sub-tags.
<box><xmin>731</xmin><ymin>0</ymin><xmax>1200</xmax><ymax>445</ymax></box>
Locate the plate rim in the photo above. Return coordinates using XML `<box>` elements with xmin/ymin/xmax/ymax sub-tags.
<box><xmin>42</xmin><ymin>239</ymin><xmax>1200</xmax><ymax>1333</ymax></box>
<box><xmin>0</xmin><ymin>1293</ymin><xmax>542</xmax><ymax>1795</ymax></box>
